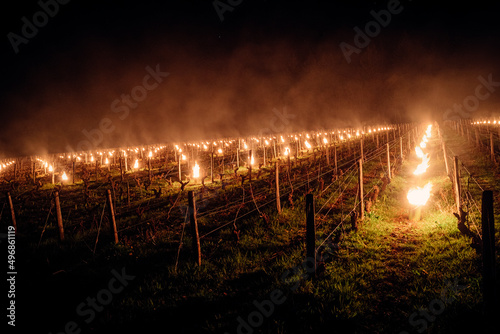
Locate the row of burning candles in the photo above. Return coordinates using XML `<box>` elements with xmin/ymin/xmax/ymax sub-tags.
<box><xmin>21</xmin><ymin>126</ymin><xmax>395</xmax><ymax>183</ymax></box>
<box><xmin>406</xmin><ymin>124</ymin><xmax>433</xmax><ymax>208</ymax></box>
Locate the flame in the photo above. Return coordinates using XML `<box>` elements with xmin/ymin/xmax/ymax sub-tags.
<box><xmin>425</xmin><ymin>124</ymin><xmax>432</xmax><ymax>138</ymax></box>
<box><xmin>413</xmin><ymin>154</ymin><xmax>430</xmax><ymax>175</ymax></box>
<box><xmin>91</xmin><ymin>156</ymin><xmax>94</xmax><ymax>162</ymax></box>
<box><xmin>203</xmin><ymin>144</ymin><xmax>208</xmax><ymax>150</ymax></box>
<box><xmin>61</xmin><ymin>172</ymin><xmax>68</xmax><ymax>181</ymax></box>
<box><xmin>407</xmin><ymin>182</ymin><xmax>433</xmax><ymax>206</ymax></box>
<box><xmin>49</xmin><ymin>165</ymin><xmax>53</xmax><ymax>172</ymax></box>
<box><xmin>105</xmin><ymin>157</ymin><xmax>109</xmax><ymax>164</ymax></box>
<box><xmin>182</xmin><ymin>154</ymin><xmax>187</xmax><ymax>161</ymax></box>
<box><xmin>265</xmin><ymin>139</ymin><xmax>269</xmax><ymax>146</ymax></box>
<box><xmin>284</xmin><ymin>147</ymin><xmax>290</xmax><ymax>156</ymax></box>
<box><xmin>218</xmin><ymin>148</ymin><xmax>223</xmax><ymax>154</ymax></box>
<box><xmin>323</xmin><ymin>138</ymin><xmax>328</xmax><ymax>144</ymax></box>
<box><xmin>305</xmin><ymin>140</ymin><xmax>311</xmax><ymax>149</ymax></box>
<box><xmin>243</xmin><ymin>142</ymin><xmax>248</xmax><ymax>149</ymax></box>
<box><xmin>149</xmin><ymin>151</ymin><xmax>152</xmax><ymax>158</ymax></box>
<box><xmin>280</xmin><ymin>136</ymin><xmax>284</xmax><ymax>143</ymax></box>
<box><xmin>420</xmin><ymin>141</ymin><xmax>427</xmax><ymax>148</ymax></box>
<box><xmin>250</xmin><ymin>155</ymin><xmax>255</xmax><ymax>165</ymax></box>
<box><xmin>133</xmin><ymin>159</ymin><xmax>139</xmax><ymax>169</ymax></box>
<box><xmin>192</xmin><ymin>161</ymin><xmax>200</xmax><ymax>178</ymax></box>
<box><xmin>415</xmin><ymin>146</ymin><xmax>424</xmax><ymax>158</ymax></box>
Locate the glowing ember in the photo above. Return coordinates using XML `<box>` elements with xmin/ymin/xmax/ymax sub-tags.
<box><xmin>133</xmin><ymin>159</ymin><xmax>139</xmax><ymax>169</ymax></box>
<box><xmin>305</xmin><ymin>140</ymin><xmax>311</xmax><ymax>149</ymax></box>
<box><xmin>192</xmin><ymin>161</ymin><xmax>200</xmax><ymax>178</ymax></box>
<box><xmin>407</xmin><ymin>182</ymin><xmax>433</xmax><ymax>206</ymax></box>
<box><xmin>61</xmin><ymin>172</ymin><xmax>68</xmax><ymax>181</ymax></box>
<box><xmin>413</xmin><ymin>153</ymin><xmax>430</xmax><ymax>175</ymax></box>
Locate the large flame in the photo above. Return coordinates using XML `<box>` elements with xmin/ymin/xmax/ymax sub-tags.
<box><xmin>133</xmin><ymin>159</ymin><xmax>139</xmax><ymax>169</ymax></box>
<box><xmin>413</xmin><ymin>153</ymin><xmax>430</xmax><ymax>175</ymax></box>
<box><xmin>305</xmin><ymin>140</ymin><xmax>311</xmax><ymax>149</ymax></box>
<box><xmin>192</xmin><ymin>161</ymin><xmax>200</xmax><ymax>178</ymax></box>
<box><xmin>407</xmin><ymin>182</ymin><xmax>433</xmax><ymax>206</ymax></box>
<box><xmin>250</xmin><ymin>155</ymin><xmax>255</xmax><ymax>165</ymax></box>
<box><xmin>284</xmin><ymin>147</ymin><xmax>290</xmax><ymax>156</ymax></box>
<box><xmin>425</xmin><ymin>124</ymin><xmax>432</xmax><ymax>138</ymax></box>
<box><xmin>61</xmin><ymin>172</ymin><xmax>68</xmax><ymax>181</ymax></box>
<box><xmin>415</xmin><ymin>146</ymin><xmax>424</xmax><ymax>158</ymax></box>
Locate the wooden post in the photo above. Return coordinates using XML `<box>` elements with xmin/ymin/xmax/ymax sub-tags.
<box><xmin>95</xmin><ymin>160</ymin><xmax>99</xmax><ymax>182</ymax></box>
<box><xmin>119</xmin><ymin>157</ymin><xmax>124</xmax><ymax>183</ymax></box>
<box><xmin>358</xmin><ymin>159</ymin><xmax>364</xmax><ymax>221</ymax></box>
<box><xmin>442</xmin><ymin>141</ymin><xmax>450</xmax><ymax>176</ymax></box>
<box><xmin>107</xmin><ymin>189</ymin><xmax>119</xmax><ymax>244</ymax></box>
<box><xmin>275</xmin><ymin>161</ymin><xmax>281</xmax><ymax>213</ymax></box>
<box><xmin>475</xmin><ymin>127</ymin><xmax>480</xmax><ymax>147</ymax></box>
<box><xmin>178</xmin><ymin>157</ymin><xmax>182</xmax><ymax>181</ymax></box>
<box><xmin>453</xmin><ymin>156</ymin><xmax>461</xmax><ymax>213</ymax></box>
<box><xmin>210</xmin><ymin>151</ymin><xmax>214</xmax><ymax>183</ymax></box>
<box><xmin>360</xmin><ymin>137</ymin><xmax>364</xmax><ymax>161</ymax></box>
<box><xmin>7</xmin><ymin>192</ymin><xmax>17</xmax><ymax>233</ymax></box>
<box><xmin>54</xmin><ymin>191</ymin><xmax>64</xmax><ymax>241</ymax></box>
<box><xmin>305</xmin><ymin>194</ymin><xmax>316</xmax><ymax>273</ymax></box>
<box><xmin>188</xmin><ymin>191</ymin><xmax>202</xmax><ymax>266</ymax></box>
<box><xmin>248</xmin><ymin>150</ymin><xmax>252</xmax><ymax>183</ymax></box>
<box><xmin>490</xmin><ymin>132</ymin><xmax>495</xmax><ymax>162</ymax></box>
<box><xmin>376</xmin><ymin>134</ymin><xmax>379</xmax><ymax>148</ymax></box>
<box><xmin>386</xmin><ymin>143</ymin><xmax>391</xmax><ymax>180</ymax></box>
<box><xmin>481</xmin><ymin>190</ymin><xmax>496</xmax><ymax>317</ymax></box>
<box><xmin>334</xmin><ymin>144</ymin><xmax>338</xmax><ymax>177</ymax></box>
<box><xmin>399</xmin><ymin>136</ymin><xmax>403</xmax><ymax>160</ymax></box>
<box><xmin>72</xmin><ymin>160</ymin><xmax>75</xmax><ymax>184</ymax></box>
<box><xmin>32</xmin><ymin>162</ymin><xmax>36</xmax><ymax>184</ymax></box>
<box><xmin>326</xmin><ymin>144</ymin><xmax>330</xmax><ymax>165</ymax></box>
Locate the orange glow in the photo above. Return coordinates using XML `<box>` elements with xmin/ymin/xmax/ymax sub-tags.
<box><xmin>407</xmin><ymin>182</ymin><xmax>433</xmax><ymax>206</ymax></box>
<box><xmin>192</xmin><ymin>162</ymin><xmax>200</xmax><ymax>178</ymax></box>
<box><xmin>61</xmin><ymin>172</ymin><xmax>68</xmax><ymax>181</ymax></box>
<box><xmin>413</xmin><ymin>154</ymin><xmax>430</xmax><ymax>175</ymax></box>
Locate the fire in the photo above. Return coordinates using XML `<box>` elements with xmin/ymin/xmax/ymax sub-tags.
<box><xmin>218</xmin><ymin>148</ymin><xmax>223</xmax><ymax>154</ymax></box>
<box><xmin>413</xmin><ymin>154</ymin><xmax>430</xmax><ymax>175</ymax></box>
<box><xmin>284</xmin><ymin>147</ymin><xmax>290</xmax><ymax>156</ymax></box>
<box><xmin>280</xmin><ymin>136</ymin><xmax>285</xmax><ymax>143</ymax></box>
<box><xmin>49</xmin><ymin>165</ymin><xmax>53</xmax><ymax>172</ymax></box>
<box><xmin>61</xmin><ymin>172</ymin><xmax>68</xmax><ymax>181</ymax></box>
<box><xmin>192</xmin><ymin>161</ymin><xmax>200</xmax><ymax>178</ymax></box>
<box><xmin>265</xmin><ymin>139</ymin><xmax>269</xmax><ymax>146</ymax></box>
<box><xmin>250</xmin><ymin>155</ymin><xmax>255</xmax><ymax>165</ymax></box>
<box><xmin>425</xmin><ymin>124</ymin><xmax>432</xmax><ymax>138</ymax></box>
<box><xmin>420</xmin><ymin>141</ymin><xmax>427</xmax><ymax>148</ymax></box>
<box><xmin>105</xmin><ymin>157</ymin><xmax>109</xmax><ymax>164</ymax></box>
<box><xmin>415</xmin><ymin>146</ymin><xmax>424</xmax><ymax>159</ymax></box>
<box><xmin>305</xmin><ymin>141</ymin><xmax>311</xmax><ymax>149</ymax></box>
<box><xmin>149</xmin><ymin>151</ymin><xmax>152</xmax><ymax>158</ymax></box>
<box><xmin>182</xmin><ymin>154</ymin><xmax>187</xmax><ymax>161</ymax></box>
<box><xmin>133</xmin><ymin>159</ymin><xmax>139</xmax><ymax>169</ymax></box>
<box><xmin>323</xmin><ymin>138</ymin><xmax>328</xmax><ymax>144</ymax></box>
<box><xmin>243</xmin><ymin>142</ymin><xmax>248</xmax><ymax>149</ymax></box>
<box><xmin>90</xmin><ymin>156</ymin><xmax>94</xmax><ymax>162</ymax></box>
<box><xmin>407</xmin><ymin>182</ymin><xmax>433</xmax><ymax>206</ymax></box>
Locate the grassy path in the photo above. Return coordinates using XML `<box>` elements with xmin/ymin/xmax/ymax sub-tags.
<box><xmin>318</xmin><ymin>126</ymin><xmax>484</xmax><ymax>333</ymax></box>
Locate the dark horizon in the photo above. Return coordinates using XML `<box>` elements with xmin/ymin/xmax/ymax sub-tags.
<box><xmin>1</xmin><ymin>0</ymin><xmax>500</xmax><ymax>158</ymax></box>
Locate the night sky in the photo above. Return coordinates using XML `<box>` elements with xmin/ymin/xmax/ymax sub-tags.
<box><xmin>1</xmin><ymin>0</ymin><xmax>499</xmax><ymax>158</ymax></box>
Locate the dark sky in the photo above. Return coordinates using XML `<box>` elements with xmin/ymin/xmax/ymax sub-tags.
<box><xmin>1</xmin><ymin>0</ymin><xmax>500</xmax><ymax>158</ymax></box>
